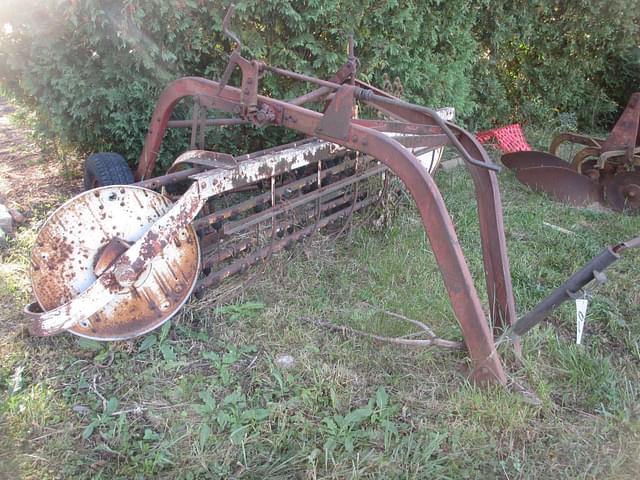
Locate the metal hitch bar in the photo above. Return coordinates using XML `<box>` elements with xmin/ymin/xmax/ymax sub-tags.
<box><xmin>505</xmin><ymin>234</ymin><xmax>640</xmax><ymax>340</ymax></box>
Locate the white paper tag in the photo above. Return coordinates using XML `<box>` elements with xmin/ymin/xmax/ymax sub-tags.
<box><xmin>575</xmin><ymin>298</ymin><xmax>588</xmax><ymax>345</ymax></box>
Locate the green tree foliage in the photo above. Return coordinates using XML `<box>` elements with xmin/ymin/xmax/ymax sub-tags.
<box><xmin>0</xmin><ymin>1</ymin><xmax>638</xmax><ymax>170</ymax></box>
<box><xmin>472</xmin><ymin>0</ymin><xmax>640</xmax><ymax>130</ymax></box>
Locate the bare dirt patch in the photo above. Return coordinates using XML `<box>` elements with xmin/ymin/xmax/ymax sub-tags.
<box><xmin>0</xmin><ymin>97</ymin><xmax>82</xmax><ymax>216</ymax></box>
<box><xmin>0</xmin><ymin>97</ymin><xmax>83</xmax><ymax>338</ymax></box>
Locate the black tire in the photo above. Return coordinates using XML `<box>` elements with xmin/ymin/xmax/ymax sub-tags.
<box><xmin>84</xmin><ymin>152</ymin><xmax>134</xmax><ymax>190</ymax></box>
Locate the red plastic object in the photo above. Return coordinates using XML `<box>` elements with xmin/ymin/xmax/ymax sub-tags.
<box><xmin>476</xmin><ymin>124</ymin><xmax>531</xmax><ymax>153</ymax></box>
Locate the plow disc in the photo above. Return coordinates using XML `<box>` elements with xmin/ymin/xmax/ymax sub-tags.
<box><xmin>503</xmin><ymin>149</ymin><xmax>640</xmax><ymax>211</ymax></box>
<box><xmin>501</xmin><ymin>150</ymin><xmax>575</xmax><ymax>171</ymax></box>
<box><xmin>502</xmin><ymin>92</ymin><xmax>640</xmax><ymax>213</ymax></box>
<box><xmin>502</xmin><ymin>152</ymin><xmax>604</xmax><ymax>207</ymax></box>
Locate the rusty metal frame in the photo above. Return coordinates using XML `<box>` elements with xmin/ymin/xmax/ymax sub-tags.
<box><xmin>25</xmin><ymin>4</ymin><xmax>640</xmax><ymax>392</ymax></box>
<box><xmin>32</xmin><ymin>53</ymin><xmax>519</xmax><ymax>384</ymax></box>
<box><xmin>24</xmin><ymin>3</ymin><xmax>531</xmax><ymax>382</ymax></box>
<box><xmin>137</xmin><ymin>76</ymin><xmax>516</xmax><ymax>339</ymax></box>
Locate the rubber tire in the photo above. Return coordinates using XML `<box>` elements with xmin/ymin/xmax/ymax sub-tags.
<box><xmin>84</xmin><ymin>152</ymin><xmax>134</xmax><ymax>190</ymax></box>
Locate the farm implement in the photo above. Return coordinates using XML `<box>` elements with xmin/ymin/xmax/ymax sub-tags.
<box><xmin>503</xmin><ymin>92</ymin><xmax>640</xmax><ymax>212</ymax></box>
<box><xmin>22</xmin><ymin>8</ymin><xmax>640</xmax><ymax>385</ymax></box>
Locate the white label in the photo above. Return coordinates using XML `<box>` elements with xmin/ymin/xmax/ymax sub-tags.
<box><xmin>576</xmin><ymin>298</ymin><xmax>588</xmax><ymax>345</ymax></box>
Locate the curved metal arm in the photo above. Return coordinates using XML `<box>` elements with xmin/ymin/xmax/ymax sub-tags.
<box><xmin>355</xmin><ymin>88</ymin><xmax>501</xmax><ymax>172</ymax></box>
<box><xmin>549</xmin><ymin>132</ymin><xmax>603</xmax><ymax>156</ymax></box>
<box><xmin>222</xmin><ymin>4</ymin><xmax>242</xmax><ymax>52</ymax></box>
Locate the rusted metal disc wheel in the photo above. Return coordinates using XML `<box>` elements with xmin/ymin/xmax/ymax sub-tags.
<box><xmin>30</xmin><ymin>186</ymin><xmax>200</xmax><ymax>340</ymax></box>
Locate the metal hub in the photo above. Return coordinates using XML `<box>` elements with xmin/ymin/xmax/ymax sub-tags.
<box><xmin>604</xmin><ymin>172</ymin><xmax>640</xmax><ymax>212</ymax></box>
<box><xmin>30</xmin><ymin>186</ymin><xmax>200</xmax><ymax>340</ymax></box>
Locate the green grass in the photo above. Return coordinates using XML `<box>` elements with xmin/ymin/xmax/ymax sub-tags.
<box><xmin>1</xmin><ymin>154</ymin><xmax>640</xmax><ymax>478</ymax></box>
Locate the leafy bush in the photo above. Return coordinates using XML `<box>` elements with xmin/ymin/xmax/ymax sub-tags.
<box><xmin>0</xmin><ymin>1</ymin><xmax>638</xmax><ymax>171</ymax></box>
<box><xmin>472</xmin><ymin>0</ymin><xmax>640</xmax><ymax>130</ymax></box>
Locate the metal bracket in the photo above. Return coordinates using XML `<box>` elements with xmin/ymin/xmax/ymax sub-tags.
<box><xmin>566</xmin><ymin>270</ymin><xmax>608</xmax><ymax>300</ymax></box>
<box><xmin>315</xmin><ymin>85</ymin><xmax>355</xmax><ymax>140</ymax></box>
<box><xmin>167</xmin><ymin>150</ymin><xmax>238</xmax><ymax>175</ymax></box>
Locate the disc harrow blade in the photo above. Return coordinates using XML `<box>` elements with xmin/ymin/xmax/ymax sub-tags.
<box><xmin>512</xmin><ymin>166</ymin><xmax>604</xmax><ymax>207</ymax></box>
<box><xmin>501</xmin><ymin>151</ymin><xmax>575</xmax><ymax>171</ymax></box>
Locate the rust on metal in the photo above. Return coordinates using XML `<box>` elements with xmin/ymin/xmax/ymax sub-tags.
<box><xmin>503</xmin><ymin>92</ymin><xmax>640</xmax><ymax>213</ymax></box>
<box><xmin>513</xmin><ymin>166</ymin><xmax>604</xmax><ymax>207</ymax></box>
<box><xmin>600</xmin><ymin>92</ymin><xmax>640</xmax><ymax>159</ymax></box>
<box><xmin>502</xmin><ymin>151</ymin><xmax>574</xmax><ymax>171</ymax></box>
<box><xmin>315</xmin><ymin>85</ymin><xmax>355</xmax><ymax>140</ymax></box>
<box><xmin>603</xmin><ymin>171</ymin><xmax>640</xmax><ymax>212</ymax></box>
<box><xmin>30</xmin><ymin>186</ymin><xmax>200</xmax><ymax>340</ymax></box>
<box><xmin>166</xmin><ymin>150</ymin><xmax>237</xmax><ymax>174</ymax></box>
<box><xmin>26</xmin><ymin>22</ymin><xmax>531</xmax><ymax>386</ymax></box>
<box><xmin>549</xmin><ymin>132</ymin><xmax>604</xmax><ymax>156</ymax></box>
<box><xmin>93</xmin><ymin>237</ymin><xmax>131</xmax><ymax>277</ymax></box>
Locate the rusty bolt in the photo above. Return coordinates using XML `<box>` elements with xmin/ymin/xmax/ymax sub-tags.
<box><xmin>113</xmin><ymin>263</ymin><xmax>137</xmax><ymax>288</ymax></box>
<box><xmin>254</xmin><ymin>111</ymin><xmax>267</xmax><ymax>123</ymax></box>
